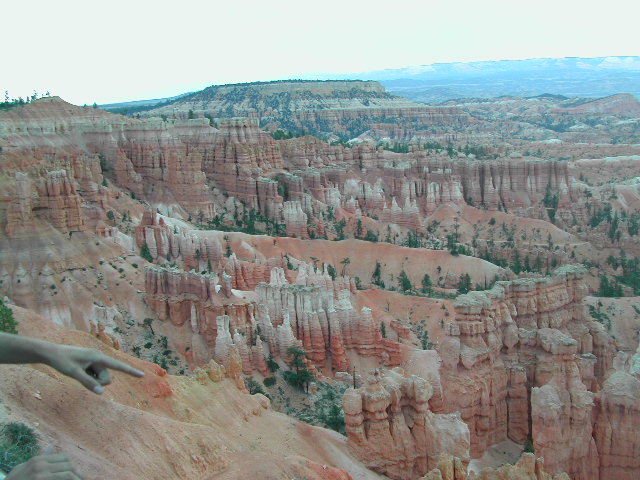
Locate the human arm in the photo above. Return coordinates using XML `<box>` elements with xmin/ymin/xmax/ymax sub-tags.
<box><xmin>0</xmin><ymin>332</ymin><xmax>144</xmax><ymax>394</ymax></box>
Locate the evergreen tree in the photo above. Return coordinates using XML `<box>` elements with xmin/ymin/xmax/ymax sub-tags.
<box><xmin>371</xmin><ymin>261</ymin><xmax>383</xmax><ymax>287</ymax></box>
<box><xmin>143</xmin><ymin>317</ymin><xmax>155</xmax><ymax>335</ymax></box>
<box><xmin>284</xmin><ymin>347</ymin><xmax>314</xmax><ymax>393</ymax></box>
<box><xmin>140</xmin><ymin>242</ymin><xmax>153</xmax><ymax>262</ymax></box>
<box><xmin>0</xmin><ymin>299</ymin><xmax>18</xmax><ymax>334</ymax></box>
<box><xmin>398</xmin><ymin>270</ymin><xmax>412</xmax><ymax>293</ymax></box>
<box><xmin>608</xmin><ymin>212</ymin><xmax>619</xmax><ymax>241</ymax></box>
<box><xmin>364</xmin><ymin>230</ymin><xmax>379</xmax><ymax>242</ymax></box>
<box><xmin>534</xmin><ymin>255</ymin><xmax>544</xmax><ymax>272</ymax></box>
<box><xmin>326</xmin><ymin>264</ymin><xmax>336</xmax><ymax>280</ymax></box>
<box><xmin>267</xmin><ymin>354</ymin><xmax>280</xmax><ymax>372</ymax></box>
<box><xmin>598</xmin><ymin>275</ymin><xmax>624</xmax><ymax>297</ymax></box>
<box><xmin>421</xmin><ymin>273</ymin><xmax>432</xmax><ymax>294</ymax></box>
<box><xmin>457</xmin><ymin>273</ymin><xmax>472</xmax><ymax>294</ymax></box>
<box><xmin>543</xmin><ymin>183</ymin><xmax>559</xmax><ymax>222</ymax></box>
<box><xmin>512</xmin><ymin>250</ymin><xmax>522</xmax><ymax>274</ymax></box>
<box><xmin>340</xmin><ymin>257</ymin><xmax>350</xmax><ymax>275</ymax></box>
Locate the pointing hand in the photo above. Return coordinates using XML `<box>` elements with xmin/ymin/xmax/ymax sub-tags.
<box><xmin>46</xmin><ymin>344</ymin><xmax>145</xmax><ymax>394</ymax></box>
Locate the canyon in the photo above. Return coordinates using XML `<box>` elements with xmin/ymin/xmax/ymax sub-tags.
<box><xmin>1</xmin><ymin>83</ymin><xmax>639</xmax><ymax>479</ymax></box>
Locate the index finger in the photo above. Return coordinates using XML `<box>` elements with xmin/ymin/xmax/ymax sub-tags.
<box><xmin>95</xmin><ymin>355</ymin><xmax>145</xmax><ymax>377</ymax></box>
<box><xmin>39</xmin><ymin>454</ymin><xmax>71</xmax><ymax>463</ymax></box>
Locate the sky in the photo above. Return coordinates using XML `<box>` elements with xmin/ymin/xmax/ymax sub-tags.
<box><xmin>2</xmin><ymin>0</ymin><xmax>638</xmax><ymax>105</ymax></box>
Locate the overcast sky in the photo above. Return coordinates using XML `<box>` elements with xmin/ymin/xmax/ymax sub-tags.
<box><xmin>2</xmin><ymin>0</ymin><xmax>637</xmax><ymax>105</ymax></box>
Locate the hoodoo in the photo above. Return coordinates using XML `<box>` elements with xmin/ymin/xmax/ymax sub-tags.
<box><xmin>1</xmin><ymin>66</ymin><xmax>639</xmax><ymax>479</ymax></box>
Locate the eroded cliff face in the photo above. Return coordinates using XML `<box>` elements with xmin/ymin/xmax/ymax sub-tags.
<box><xmin>3</xmin><ymin>157</ymin><xmax>105</xmax><ymax>237</ymax></box>
<box><xmin>143</xmin><ymin>258</ymin><xmax>400</xmax><ymax>375</ymax></box>
<box><xmin>592</xmin><ymin>346</ymin><xmax>640</xmax><ymax>480</ymax></box>
<box><xmin>420</xmin><ymin>452</ymin><xmax>570</xmax><ymax>480</ymax></box>
<box><xmin>139</xmin><ymin>80</ymin><xmax>469</xmax><ymax>139</ymax></box>
<box><xmin>339</xmin><ymin>264</ymin><xmax>634</xmax><ymax>480</ymax></box>
<box><xmin>436</xmin><ymin>265</ymin><xmax>619</xmax><ymax>480</ymax></box>
<box><xmin>3</xmin><ymin>96</ymin><xmax>626</xmax><ymax>259</ymax></box>
<box><xmin>343</xmin><ymin>368</ymin><xmax>470</xmax><ymax>480</ymax></box>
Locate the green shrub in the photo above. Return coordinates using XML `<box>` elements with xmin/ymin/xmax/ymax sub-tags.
<box><xmin>288</xmin><ymin>383</ymin><xmax>347</xmax><ymax>434</ymax></box>
<box><xmin>283</xmin><ymin>369</ymin><xmax>314</xmax><ymax>392</ymax></box>
<box><xmin>140</xmin><ymin>242</ymin><xmax>153</xmax><ymax>262</ymax></box>
<box><xmin>263</xmin><ymin>377</ymin><xmax>276</xmax><ymax>387</ymax></box>
<box><xmin>0</xmin><ymin>422</ymin><xmax>40</xmax><ymax>473</ymax></box>
<box><xmin>0</xmin><ymin>300</ymin><xmax>18</xmax><ymax>334</ymax></box>
<box><xmin>523</xmin><ymin>437</ymin><xmax>535</xmax><ymax>453</ymax></box>
<box><xmin>245</xmin><ymin>377</ymin><xmax>266</xmax><ymax>395</ymax></box>
<box><xmin>266</xmin><ymin>354</ymin><xmax>280</xmax><ymax>373</ymax></box>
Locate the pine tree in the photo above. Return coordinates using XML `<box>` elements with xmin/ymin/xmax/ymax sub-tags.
<box><xmin>457</xmin><ymin>273</ymin><xmax>472</xmax><ymax>294</ymax></box>
<box><xmin>512</xmin><ymin>250</ymin><xmax>522</xmax><ymax>274</ymax></box>
<box><xmin>398</xmin><ymin>270</ymin><xmax>412</xmax><ymax>293</ymax></box>
<box><xmin>0</xmin><ymin>299</ymin><xmax>18</xmax><ymax>334</ymax></box>
<box><xmin>371</xmin><ymin>261</ymin><xmax>383</xmax><ymax>287</ymax></box>
<box><xmin>421</xmin><ymin>273</ymin><xmax>432</xmax><ymax>294</ymax></box>
<box><xmin>140</xmin><ymin>242</ymin><xmax>153</xmax><ymax>262</ymax></box>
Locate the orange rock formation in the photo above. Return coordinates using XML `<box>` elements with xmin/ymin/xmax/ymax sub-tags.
<box><xmin>343</xmin><ymin>367</ymin><xmax>470</xmax><ymax>479</ymax></box>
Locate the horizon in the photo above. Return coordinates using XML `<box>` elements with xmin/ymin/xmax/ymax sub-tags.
<box><xmin>2</xmin><ymin>0</ymin><xmax>639</xmax><ymax>105</ymax></box>
<box><xmin>96</xmin><ymin>56</ymin><xmax>640</xmax><ymax>107</ymax></box>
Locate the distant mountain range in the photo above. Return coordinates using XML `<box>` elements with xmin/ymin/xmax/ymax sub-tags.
<box><xmin>308</xmin><ymin>56</ymin><xmax>640</xmax><ymax>103</ymax></box>
<box><xmin>101</xmin><ymin>57</ymin><xmax>640</xmax><ymax>110</ymax></box>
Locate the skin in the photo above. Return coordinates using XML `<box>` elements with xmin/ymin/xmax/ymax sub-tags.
<box><xmin>0</xmin><ymin>333</ymin><xmax>144</xmax><ymax>393</ymax></box>
<box><xmin>0</xmin><ymin>332</ymin><xmax>145</xmax><ymax>478</ymax></box>
<box><xmin>5</xmin><ymin>454</ymin><xmax>83</xmax><ymax>480</ymax></box>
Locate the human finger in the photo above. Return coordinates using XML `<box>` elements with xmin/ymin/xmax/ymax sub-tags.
<box><xmin>95</xmin><ymin>355</ymin><xmax>145</xmax><ymax>377</ymax></box>
<box><xmin>46</xmin><ymin>472</ymin><xmax>84</xmax><ymax>480</ymax></box>
<box><xmin>68</xmin><ymin>366</ymin><xmax>104</xmax><ymax>394</ymax></box>
<box><xmin>38</xmin><ymin>454</ymin><xmax>70</xmax><ymax>463</ymax></box>
<box><xmin>92</xmin><ymin>367</ymin><xmax>112</xmax><ymax>386</ymax></box>
<box><xmin>45</xmin><ymin>460</ymin><xmax>79</xmax><ymax>473</ymax></box>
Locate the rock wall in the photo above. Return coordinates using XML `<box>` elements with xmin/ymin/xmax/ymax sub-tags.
<box><xmin>112</xmin><ymin>121</ymin><xmax>216</xmax><ymax>219</ymax></box>
<box><xmin>4</xmin><ymin>172</ymin><xmax>36</xmax><ymax>236</ymax></box>
<box><xmin>255</xmin><ymin>266</ymin><xmax>389</xmax><ymax>371</ymax></box>
<box><xmin>343</xmin><ymin>368</ymin><xmax>470</xmax><ymax>480</ymax></box>
<box><xmin>2</xmin><ymin>97</ymin><xmax>599</xmax><ymax>241</ymax></box>
<box><xmin>419</xmin><ymin>453</ymin><xmax>570</xmax><ymax>480</ymax></box>
<box><xmin>438</xmin><ymin>265</ymin><xmax>617</xmax><ymax>480</ymax></box>
<box><xmin>4</xmin><ymin>169</ymin><xmax>87</xmax><ymax>235</ymax></box>
<box><xmin>202</xmin><ymin>117</ymin><xmax>284</xmax><ymax>214</ymax></box>
<box><xmin>144</xmin><ymin>261</ymin><xmax>399</xmax><ymax>374</ymax></box>
<box><xmin>592</xmin><ymin>346</ymin><xmax>640</xmax><ymax>480</ymax></box>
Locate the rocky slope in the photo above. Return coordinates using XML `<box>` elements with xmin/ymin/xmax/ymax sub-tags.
<box><xmin>0</xmin><ymin>305</ymin><xmax>374</xmax><ymax>480</ymax></box>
